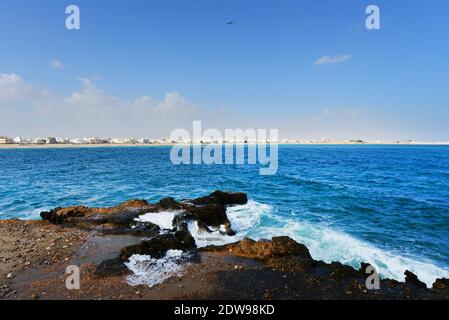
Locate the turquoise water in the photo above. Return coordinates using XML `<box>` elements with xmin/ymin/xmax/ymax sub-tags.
<box><xmin>1</xmin><ymin>145</ymin><xmax>448</xmax><ymax>285</ymax></box>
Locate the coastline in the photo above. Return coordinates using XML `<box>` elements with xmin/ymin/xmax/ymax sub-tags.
<box><xmin>1</xmin><ymin>191</ymin><xmax>448</xmax><ymax>300</ymax></box>
<box><xmin>1</xmin><ymin>142</ymin><xmax>449</xmax><ymax>150</ymax></box>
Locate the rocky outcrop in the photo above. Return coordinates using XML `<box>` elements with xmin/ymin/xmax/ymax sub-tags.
<box><xmin>40</xmin><ymin>190</ymin><xmax>247</xmax><ymax>237</ymax></box>
<box><xmin>40</xmin><ymin>191</ymin><xmax>247</xmax><ymax>277</ymax></box>
<box><xmin>40</xmin><ymin>199</ymin><xmax>155</xmax><ymax>235</ymax></box>
<box><xmin>432</xmin><ymin>278</ymin><xmax>449</xmax><ymax>299</ymax></box>
<box><xmin>202</xmin><ymin>236</ymin><xmax>449</xmax><ymax>300</ymax></box>
<box><xmin>404</xmin><ymin>270</ymin><xmax>428</xmax><ymax>289</ymax></box>
<box><xmin>191</xmin><ymin>190</ymin><xmax>248</xmax><ymax>206</ymax></box>
<box><xmin>204</xmin><ymin>237</ymin><xmax>313</xmax><ymax>261</ymax></box>
<box><xmin>119</xmin><ymin>230</ymin><xmax>196</xmax><ymax>261</ymax></box>
<box><xmin>35</xmin><ymin>191</ymin><xmax>449</xmax><ymax>300</ymax></box>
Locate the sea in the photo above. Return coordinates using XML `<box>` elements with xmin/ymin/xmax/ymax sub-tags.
<box><xmin>1</xmin><ymin>145</ymin><xmax>448</xmax><ymax>286</ymax></box>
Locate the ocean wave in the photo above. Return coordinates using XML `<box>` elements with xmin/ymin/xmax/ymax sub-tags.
<box><xmin>225</xmin><ymin>201</ymin><xmax>449</xmax><ymax>287</ymax></box>
<box><xmin>127</xmin><ymin>199</ymin><xmax>449</xmax><ymax>288</ymax></box>
<box><xmin>185</xmin><ymin>200</ymin><xmax>267</xmax><ymax>248</ymax></box>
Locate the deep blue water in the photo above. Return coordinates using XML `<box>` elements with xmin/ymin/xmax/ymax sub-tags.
<box><xmin>1</xmin><ymin>145</ymin><xmax>448</xmax><ymax>285</ymax></box>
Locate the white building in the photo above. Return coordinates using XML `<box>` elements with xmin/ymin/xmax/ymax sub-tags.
<box><xmin>13</xmin><ymin>137</ymin><xmax>23</xmax><ymax>144</ymax></box>
<box><xmin>0</xmin><ymin>136</ymin><xmax>13</xmax><ymax>144</ymax></box>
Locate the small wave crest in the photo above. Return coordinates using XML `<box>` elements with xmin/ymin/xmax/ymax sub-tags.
<box><xmin>185</xmin><ymin>200</ymin><xmax>268</xmax><ymax>248</ymax></box>
<box><xmin>251</xmin><ymin>216</ymin><xmax>449</xmax><ymax>287</ymax></box>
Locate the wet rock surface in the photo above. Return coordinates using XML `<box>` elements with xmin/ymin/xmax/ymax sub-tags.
<box><xmin>2</xmin><ymin>191</ymin><xmax>449</xmax><ymax>300</ymax></box>
<box><xmin>40</xmin><ymin>190</ymin><xmax>246</xmax><ymax>236</ymax></box>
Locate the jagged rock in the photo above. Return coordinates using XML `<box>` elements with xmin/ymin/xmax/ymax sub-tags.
<box><xmin>187</xmin><ymin>203</ymin><xmax>228</xmax><ymax>228</ymax></box>
<box><xmin>432</xmin><ymin>278</ymin><xmax>449</xmax><ymax>298</ymax></box>
<box><xmin>191</xmin><ymin>190</ymin><xmax>248</xmax><ymax>206</ymax></box>
<box><xmin>94</xmin><ymin>257</ymin><xmax>130</xmax><ymax>278</ymax></box>
<box><xmin>433</xmin><ymin>278</ymin><xmax>449</xmax><ymax>290</ymax></box>
<box><xmin>39</xmin><ymin>191</ymin><xmax>245</xmax><ymax>236</ymax></box>
<box><xmin>404</xmin><ymin>270</ymin><xmax>427</xmax><ymax>289</ymax></box>
<box><xmin>119</xmin><ymin>230</ymin><xmax>196</xmax><ymax>261</ymax></box>
<box><xmin>155</xmin><ymin>197</ymin><xmax>183</xmax><ymax>210</ymax></box>
<box><xmin>40</xmin><ymin>199</ymin><xmax>152</xmax><ymax>227</ymax></box>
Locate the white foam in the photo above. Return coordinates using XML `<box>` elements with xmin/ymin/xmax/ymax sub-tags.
<box><xmin>135</xmin><ymin>210</ymin><xmax>183</xmax><ymax>230</ymax></box>
<box><xmin>251</xmin><ymin>217</ymin><xmax>449</xmax><ymax>288</ymax></box>
<box><xmin>133</xmin><ymin>200</ymin><xmax>449</xmax><ymax>288</ymax></box>
<box><xmin>186</xmin><ymin>200</ymin><xmax>267</xmax><ymax>248</ymax></box>
<box><xmin>227</xmin><ymin>200</ymin><xmax>267</xmax><ymax>233</ymax></box>
<box><xmin>187</xmin><ymin>221</ymin><xmax>237</xmax><ymax>247</ymax></box>
<box><xmin>125</xmin><ymin>250</ymin><xmax>188</xmax><ymax>287</ymax></box>
<box><xmin>216</xmin><ymin>200</ymin><xmax>449</xmax><ymax>287</ymax></box>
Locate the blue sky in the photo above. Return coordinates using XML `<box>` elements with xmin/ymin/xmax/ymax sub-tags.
<box><xmin>1</xmin><ymin>0</ymin><xmax>448</xmax><ymax>140</ymax></box>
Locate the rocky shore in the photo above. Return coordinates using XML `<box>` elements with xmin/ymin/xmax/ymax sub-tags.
<box><xmin>1</xmin><ymin>191</ymin><xmax>448</xmax><ymax>300</ymax></box>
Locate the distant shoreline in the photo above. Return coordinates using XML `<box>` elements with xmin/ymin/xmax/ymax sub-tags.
<box><xmin>1</xmin><ymin>142</ymin><xmax>449</xmax><ymax>149</ymax></box>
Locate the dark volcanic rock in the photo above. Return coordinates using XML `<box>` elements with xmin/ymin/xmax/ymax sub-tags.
<box><xmin>359</xmin><ymin>262</ymin><xmax>371</xmax><ymax>274</ymax></box>
<box><xmin>155</xmin><ymin>197</ymin><xmax>183</xmax><ymax>211</ymax></box>
<box><xmin>119</xmin><ymin>230</ymin><xmax>196</xmax><ymax>261</ymax></box>
<box><xmin>184</xmin><ymin>190</ymin><xmax>247</xmax><ymax>234</ymax></box>
<box><xmin>404</xmin><ymin>270</ymin><xmax>428</xmax><ymax>289</ymax></box>
<box><xmin>432</xmin><ymin>278</ymin><xmax>449</xmax><ymax>298</ymax></box>
<box><xmin>187</xmin><ymin>203</ymin><xmax>228</xmax><ymax>227</ymax></box>
<box><xmin>191</xmin><ymin>190</ymin><xmax>248</xmax><ymax>206</ymax></box>
<box><xmin>94</xmin><ymin>257</ymin><xmax>130</xmax><ymax>278</ymax></box>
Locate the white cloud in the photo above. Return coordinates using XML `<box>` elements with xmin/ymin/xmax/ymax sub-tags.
<box><xmin>314</xmin><ymin>54</ymin><xmax>352</xmax><ymax>65</ymax></box>
<box><xmin>0</xmin><ymin>73</ymin><xmax>47</xmax><ymax>101</ymax></box>
<box><xmin>133</xmin><ymin>95</ymin><xmax>152</xmax><ymax>107</ymax></box>
<box><xmin>0</xmin><ymin>74</ymin><xmax>199</xmax><ymax>137</ymax></box>
<box><xmin>66</xmin><ymin>77</ymin><xmax>119</xmax><ymax>107</ymax></box>
<box><xmin>51</xmin><ymin>60</ymin><xmax>64</xmax><ymax>69</ymax></box>
<box><xmin>154</xmin><ymin>92</ymin><xmax>197</xmax><ymax>113</ymax></box>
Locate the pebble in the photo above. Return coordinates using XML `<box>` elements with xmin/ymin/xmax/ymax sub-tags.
<box><xmin>6</xmin><ymin>273</ymin><xmax>12</xmax><ymax>279</ymax></box>
<box><xmin>31</xmin><ymin>293</ymin><xmax>39</xmax><ymax>300</ymax></box>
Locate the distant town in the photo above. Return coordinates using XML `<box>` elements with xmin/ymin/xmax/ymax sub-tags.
<box><xmin>1</xmin><ymin>135</ymin><xmax>448</xmax><ymax>146</ymax></box>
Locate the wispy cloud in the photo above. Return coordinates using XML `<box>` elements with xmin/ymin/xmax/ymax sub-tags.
<box><xmin>51</xmin><ymin>60</ymin><xmax>64</xmax><ymax>69</ymax></box>
<box><xmin>314</xmin><ymin>54</ymin><xmax>352</xmax><ymax>66</ymax></box>
<box><xmin>0</xmin><ymin>73</ymin><xmax>48</xmax><ymax>101</ymax></box>
<box><xmin>0</xmin><ymin>74</ymin><xmax>199</xmax><ymax>137</ymax></box>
